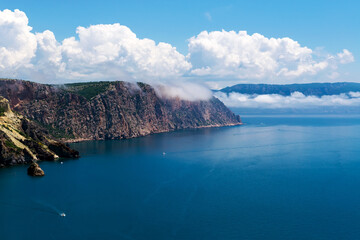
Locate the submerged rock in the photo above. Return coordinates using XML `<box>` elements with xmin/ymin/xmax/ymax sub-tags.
<box><xmin>27</xmin><ymin>162</ymin><xmax>45</xmax><ymax>176</ymax></box>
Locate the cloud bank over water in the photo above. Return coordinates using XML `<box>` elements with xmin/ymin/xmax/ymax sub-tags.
<box><xmin>214</xmin><ymin>91</ymin><xmax>360</xmax><ymax>108</ymax></box>
<box><xmin>0</xmin><ymin>9</ymin><xmax>355</xmax><ymax>100</ymax></box>
<box><xmin>188</xmin><ymin>30</ymin><xmax>353</xmax><ymax>81</ymax></box>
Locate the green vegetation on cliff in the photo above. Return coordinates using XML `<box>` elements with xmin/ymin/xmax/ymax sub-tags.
<box><xmin>0</xmin><ymin>96</ymin><xmax>79</xmax><ymax>167</ymax></box>
<box><xmin>0</xmin><ymin>106</ymin><xmax>6</xmax><ymax>116</ymax></box>
<box><xmin>0</xmin><ymin>79</ymin><xmax>241</xmax><ymax>143</ymax></box>
<box><xmin>63</xmin><ymin>81</ymin><xmax>113</xmax><ymax>100</ymax></box>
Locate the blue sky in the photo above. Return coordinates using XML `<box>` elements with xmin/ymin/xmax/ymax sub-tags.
<box><xmin>0</xmin><ymin>0</ymin><xmax>358</xmax><ymax>87</ymax></box>
<box><xmin>3</xmin><ymin>0</ymin><xmax>358</xmax><ymax>53</ymax></box>
<box><xmin>1</xmin><ymin>0</ymin><xmax>360</xmax><ymax>52</ymax></box>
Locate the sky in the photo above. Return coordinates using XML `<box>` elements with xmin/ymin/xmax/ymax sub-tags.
<box><xmin>0</xmin><ymin>0</ymin><xmax>359</xmax><ymax>92</ymax></box>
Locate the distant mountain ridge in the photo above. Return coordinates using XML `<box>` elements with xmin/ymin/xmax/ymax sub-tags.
<box><xmin>219</xmin><ymin>82</ymin><xmax>360</xmax><ymax>96</ymax></box>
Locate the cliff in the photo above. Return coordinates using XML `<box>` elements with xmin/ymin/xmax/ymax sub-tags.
<box><xmin>0</xmin><ymin>96</ymin><xmax>79</xmax><ymax>167</ymax></box>
<box><xmin>0</xmin><ymin>79</ymin><xmax>241</xmax><ymax>142</ymax></box>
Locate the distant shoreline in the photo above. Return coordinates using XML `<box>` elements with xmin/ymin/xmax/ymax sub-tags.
<box><xmin>64</xmin><ymin>122</ymin><xmax>244</xmax><ymax>143</ymax></box>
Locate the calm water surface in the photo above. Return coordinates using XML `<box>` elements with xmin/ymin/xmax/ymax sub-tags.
<box><xmin>1</xmin><ymin>115</ymin><xmax>360</xmax><ymax>239</ymax></box>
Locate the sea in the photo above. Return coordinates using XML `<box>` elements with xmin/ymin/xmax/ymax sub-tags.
<box><xmin>1</xmin><ymin>114</ymin><xmax>360</xmax><ymax>240</ymax></box>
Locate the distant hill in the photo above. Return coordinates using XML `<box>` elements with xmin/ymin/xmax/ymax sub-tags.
<box><xmin>219</xmin><ymin>82</ymin><xmax>360</xmax><ymax>96</ymax></box>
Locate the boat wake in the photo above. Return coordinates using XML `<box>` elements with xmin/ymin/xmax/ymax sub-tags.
<box><xmin>0</xmin><ymin>200</ymin><xmax>66</xmax><ymax>217</ymax></box>
<box><xmin>34</xmin><ymin>200</ymin><xmax>67</xmax><ymax>217</ymax></box>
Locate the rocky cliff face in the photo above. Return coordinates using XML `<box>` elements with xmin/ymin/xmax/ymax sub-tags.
<box><xmin>0</xmin><ymin>79</ymin><xmax>241</xmax><ymax>142</ymax></box>
<box><xmin>0</xmin><ymin>96</ymin><xmax>79</xmax><ymax>167</ymax></box>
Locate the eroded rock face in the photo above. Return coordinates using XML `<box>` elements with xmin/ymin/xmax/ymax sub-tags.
<box><xmin>0</xmin><ymin>80</ymin><xmax>242</xmax><ymax>142</ymax></box>
<box><xmin>48</xmin><ymin>142</ymin><xmax>79</xmax><ymax>158</ymax></box>
<box><xmin>0</xmin><ymin>96</ymin><xmax>11</xmax><ymax>114</ymax></box>
<box><xmin>0</xmin><ymin>96</ymin><xmax>79</xmax><ymax>167</ymax></box>
<box><xmin>27</xmin><ymin>162</ymin><xmax>45</xmax><ymax>176</ymax></box>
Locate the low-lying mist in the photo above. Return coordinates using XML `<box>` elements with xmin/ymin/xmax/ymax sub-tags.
<box><xmin>215</xmin><ymin>91</ymin><xmax>360</xmax><ymax>109</ymax></box>
<box><xmin>154</xmin><ymin>82</ymin><xmax>212</xmax><ymax>101</ymax></box>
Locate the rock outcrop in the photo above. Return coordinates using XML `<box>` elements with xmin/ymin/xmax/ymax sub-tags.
<box><xmin>27</xmin><ymin>162</ymin><xmax>45</xmax><ymax>176</ymax></box>
<box><xmin>0</xmin><ymin>96</ymin><xmax>79</xmax><ymax>167</ymax></box>
<box><xmin>0</xmin><ymin>79</ymin><xmax>242</xmax><ymax>142</ymax></box>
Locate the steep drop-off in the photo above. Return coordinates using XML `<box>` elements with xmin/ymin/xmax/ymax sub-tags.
<box><xmin>0</xmin><ymin>79</ymin><xmax>241</xmax><ymax>142</ymax></box>
<box><xmin>0</xmin><ymin>96</ymin><xmax>79</xmax><ymax>167</ymax></box>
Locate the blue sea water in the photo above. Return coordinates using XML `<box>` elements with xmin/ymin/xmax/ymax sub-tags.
<box><xmin>1</xmin><ymin>115</ymin><xmax>360</xmax><ymax>240</ymax></box>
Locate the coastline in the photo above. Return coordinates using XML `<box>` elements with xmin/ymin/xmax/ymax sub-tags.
<box><xmin>63</xmin><ymin>122</ymin><xmax>243</xmax><ymax>143</ymax></box>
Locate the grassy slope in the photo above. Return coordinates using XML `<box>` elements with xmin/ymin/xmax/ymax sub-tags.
<box><xmin>0</xmin><ymin>97</ymin><xmax>58</xmax><ymax>161</ymax></box>
<box><xmin>62</xmin><ymin>82</ymin><xmax>114</xmax><ymax>100</ymax></box>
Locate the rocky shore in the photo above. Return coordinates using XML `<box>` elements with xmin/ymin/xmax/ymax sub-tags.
<box><xmin>0</xmin><ymin>79</ymin><xmax>241</xmax><ymax>168</ymax></box>
<box><xmin>0</xmin><ymin>96</ymin><xmax>79</xmax><ymax>167</ymax></box>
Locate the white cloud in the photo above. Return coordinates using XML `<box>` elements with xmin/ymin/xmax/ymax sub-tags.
<box><xmin>349</xmin><ymin>91</ymin><xmax>360</xmax><ymax>98</ymax></box>
<box><xmin>337</xmin><ymin>49</ymin><xmax>354</xmax><ymax>64</ymax></box>
<box><xmin>188</xmin><ymin>30</ymin><xmax>354</xmax><ymax>81</ymax></box>
<box><xmin>58</xmin><ymin>24</ymin><xmax>191</xmax><ymax>81</ymax></box>
<box><xmin>0</xmin><ymin>9</ymin><xmax>37</xmax><ymax>71</ymax></box>
<box><xmin>0</xmin><ymin>9</ymin><xmax>356</xmax><ymax>101</ymax></box>
<box><xmin>154</xmin><ymin>82</ymin><xmax>212</xmax><ymax>101</ymax></box>
<box><xmin>0</xmin><ymin>9</ymin><xmax>191</xmax><ymax>83</ymax></box>
<box><xmin>214</xmin><ymin>91</ymin><xmax>360</xmax><ymax>108</ymax></box>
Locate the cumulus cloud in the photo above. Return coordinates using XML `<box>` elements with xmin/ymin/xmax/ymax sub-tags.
<box><xmin>0</xmin><ymin>9</ymin><xmax>191</xmax><ymax>83</ymax></box>
<box><xmin>337</xmin><ymin>49</ymin><xmax>354</xmax><ymax>64</ymax></box>
<box><xmin>0</xmin><ymin>9</ymin><xmax>204</xmax><ymax>100</ymax></box>
<box><xmin>0</xmin><ymin>9</ymin><xmax>356</xmax><ymax>101</ymax></box>
<box><xmin>188</xmin><ymin>30</ymin><xmax>354</xmax><ymax>81</ymax></box>
<box><xmin>0</xmin><ymin>9</ymin><xmax>37</xmax><ymax>71</ymax></box>
<box><xmin>58</xmin><ymin>24</ymin><xmax>191</xmax><ymax>81</ymax></box>
<box><xmin>214</xmin><ymin>91</ymin><xmax>360</xmax><ymax>108</ymax></box>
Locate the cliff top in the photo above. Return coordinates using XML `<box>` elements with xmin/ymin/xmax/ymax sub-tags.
<box><xmin>61</xmin><ymin>81</ymin><xmax>114</xmax><ymax>100</ymax></box>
